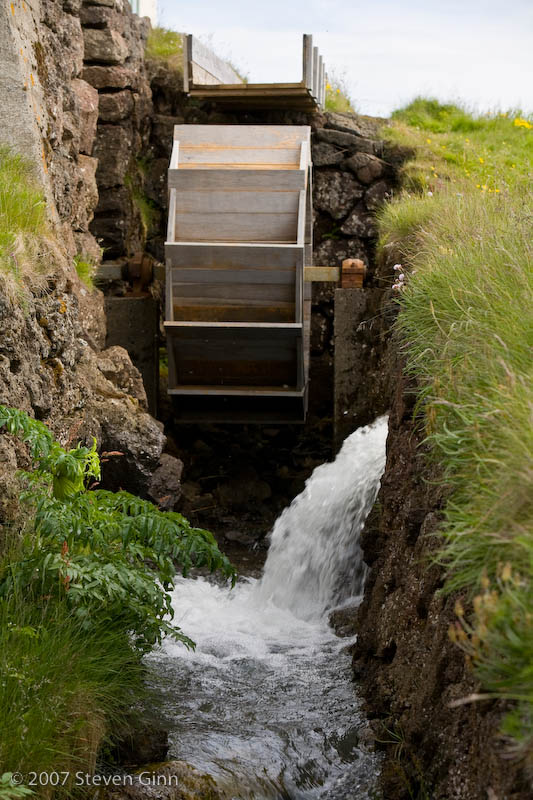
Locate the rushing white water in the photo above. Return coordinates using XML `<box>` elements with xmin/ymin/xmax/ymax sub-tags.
<box><xmin>146</xmin><ymin>417</ymin><xmax>388</xmax><ymax>800</ymax></box>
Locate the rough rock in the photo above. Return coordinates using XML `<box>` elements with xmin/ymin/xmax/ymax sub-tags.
<box><xmin>93</xmin><ymin>124</ymin><xmax>134</xmax><ymax>188</ymax></box>
<box><xmin>82</xmin><ymin>64</ymin><xmax>139</xmax><ymax>89</ymax></box>
<box><xmin>340</xmin><ymin>207</ymin><xmax>377</xmax><ymax>238</ymax></box>
<box><xmin>80</xmin><ymin>4</ymin><xmax>125</xmax><ymax>31</ymax></box>
<box><xmin>315</xmin><ymin>128</ymin><xmax>375</xmax><ymax>155</ymax></box>
<box><xmin>311</xmin><ymin>141</ymin><xmax>344</xmax><ymax>167</ymax></box>
<box><xmin>96</xmin><ymin>345</ymin><xmax>148</xmax><ymax>407</ymax></box>
<box><xmin>344</xmin><ymin>152</ymin><xmax>386</xmax><ymax>184</ymax></box>
<box><xmin>313</xmin><ymin>171</ymin><xmax>364</xmax><ymax>219</ymax></box>
<box><xmin>83</xmin><ymin>27</ymin><xmax>128</xmax><ymax>64</ymax></box>
<box><xmin>314</xmin><ymin>238</ymin><xmax>368</xmax><ymax>267</ymax></box>
<box><xmin>148</xmin><ymin>453</ymin><xmax>184</xmax><ymax>510</ymax></box>
<box><xmin>71</xmin><ymin>78</ymin><xmax>99</xmax><ymax>154</ymax></box>
<box><xmin>98</xmin><ymin>90</ymin><xmax>134</xmax><ymax>122</ymax></box>
<box><xmin>71</xmin><ymin>154</ymin><xmax>99</xmax><ymax>231</ymax></box>
<box><xmin>364</xmin><ymin>179</ymin><xmax>392</xmax><ymax>210</ymax></box>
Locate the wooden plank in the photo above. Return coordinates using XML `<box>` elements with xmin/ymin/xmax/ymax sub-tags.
<box><xmin>303</xmin><ymin>34</ymin><xmax>313</xmax><ymax>91</ymax></box>
<box><xmin>178</xmin><ymin>148</ymin><xmax>300</xmax><ymax>167</ymax></box>
<box><xmin>174</xmin><ymin>339</ymin><xmax>296</xmax><ymax>360</ymax></box>
<box><xmin>174</xmin><ymin>295</ymin><xmax>293</xmax><ymax>308</ymax></box>
<box><xmin>189</xmin><ymin>35</ymin><xmax>243</xmax><ymax>86</ymax></box>
<box><xmin>169</xmin><ymin>385</ymin><xmax>305</xmax><ymax>397</ymax></box>
<box><xmin>165</xmin><ymin>242</ymin><xmax>302</xmax><ymax>268</ymax></box>
<box><xmin>296</xmin><ymin>190</ymin><xmax>306</xmax><ymax>246</ymax></box>
<box><xmin>173</xmin><ymin>125</ymin><xmax>310</xmax><ymax>147</ymax></box>
<box><xmin>304</xmin><ymin>266</ymin><xmax>340</xmax><ymax>282</ymax></box>
<box><xmin>183</xmin><ymin>34</ymin><xmax>192</xmax><ymax>93</ymax></box>
<box><xmin>175</xmin><ymin>212</ymin><xmax>298</xmax><ymax>243</ymax></box>
<box><xmin>174</xmin><ymin>362</ymin><xmax>296</xmax><ymax>387</ymax></box>
<box><xmin>318</xmin><ymin>55</ymin><xmax>323</xmax><ymax>106</ymax></box>
<box><xmin>172</xmin><ymin>305</ymin><xmax>295</xmax><ymax>323</ymax></box>
<box><xmin>312</xmin><ymin>46</ymin><xmax>319</xmax><ymax>98</ymax></box>
<box><xmin>165</xmin><ymin>321</ymin><xmax>302</xmax><ymax>333</ymax></box>
<box><xmin>169</xmin><ymin>141</ymin><xmax>179</xmax><ymax>170</ymax></box>
<box><xmin>168</xmin><ymin>170</ymin><xmax>306</xmax><ymax>191</ymax></box>
<box><xmin>167</xmin><ymin>188</ymin><xmax>177</xmax><ymax>242</ymax></box>
<box><xmin>173</xmin><ymin>283</ymin><xmax>294</xmax><ymax>302</ymax></box>
<box><xmin>172</xmin><ymin>267</ymin><xmax>295</xmax><ymax>284</ymax></box>
<box><xmin>320</xmin><ymin>62</ymin><xmax>326</xmax><ymax>109</ymax></box>
<box><xmin>175</xmin><ymin>191</ymin><xmax>300</xmax><ymax>214</ymax></box>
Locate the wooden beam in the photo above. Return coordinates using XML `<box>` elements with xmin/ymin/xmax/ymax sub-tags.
<box><xmin>304</xmin><ymin>266</ymin><xmax>340</xmax><ymax>282</ymax></box>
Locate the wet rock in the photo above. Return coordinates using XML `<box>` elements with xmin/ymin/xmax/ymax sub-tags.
<box><xmin>71</xmin><ymin>79</ymin><xmax>99</xmax><ymax>154</ymax></box>
<box><xmin>83</xmin><ymin>28</ymin><xmax>128</xmax><ymax>64</ymax></box>
<box><xmin>313</xmin><ymin>171</ymin><xmax>364</xmax><ymax>220</ymax></box>
<box><xmin>215</xmin><ymin>473</ymin><xmax>272</xmax><ymax>510</ymax></box>
<box><xmin>311</xmin><ymin>141</ymin><xmax>344</xmax><ymax>167</ymax></box>
<box><xmin>329</xmin><ymin>605</ymin><xmax>360</xmax><ymax>637</ymax></box>
<box><xmin>344</xmin><ymin>153</ymin><xmax>386</xmax><ymax>184</ymax></box>
<box><xmin>113</xmin><ymin>724</ymin><xmax>169</xmax><ymax>767</ymax></box>
<box><xmin>104</xmin><ymin>761</ymin><xmax>227</xmax><ymax>799</ymax></box>
<box><xmin>148</xmin><ymin>453</ymin><xmax>184</xmax><ymax>510</ymax></box>
<box><xmin>98</xmin><ymin>90</ymin><xmax>134</xmax><ymax>123</ymax></box>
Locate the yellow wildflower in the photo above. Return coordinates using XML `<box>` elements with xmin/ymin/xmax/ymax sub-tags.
<box><xmin>479</xmin><ymin>157</ymin><xmax>484</xmax><ymax>163</ymax></box>
<box><xmin>326</xmin><ymin>83</ymin><xmax>331</xmax><ymax>90</ymax></box>
<box><xmin>426</xmin><ymin>138</ymin><xmax>431</xmax><ymax>143</ymax></box>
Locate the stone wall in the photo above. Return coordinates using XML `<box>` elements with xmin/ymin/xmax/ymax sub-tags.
<box><xmin>0</xmin><ymin>0</ymin><xmax>180</xmax><ymax>521</ymax></box>
<box><xmin>82</xmin><ymin>0</ymin><xmax>153</xmax><ymax>259</ymax></box>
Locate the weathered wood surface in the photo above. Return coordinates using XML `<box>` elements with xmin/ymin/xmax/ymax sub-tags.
<box><xmin>184</xmin><ymin>35</ymin><xmax>326</xmax><ymax>111</ymax></box>
<box><xmin>183</xmin><ymin>35</ymin><xmax>243</xmax><ymax>93</ymax></box>
<box><xmin>165</xmin><ymin>124</ymin><xmax>312</xmax><ymax>420</ymax></box>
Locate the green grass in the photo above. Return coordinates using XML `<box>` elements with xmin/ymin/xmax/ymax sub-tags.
<box><xmin>0</xmin><ymin>147</ymin><xmax>54</xmax><ymax>296</ymax></box>
<box><xmin>0</xmin><ymin>594</ymin><xmax>144</xmax><ymax>797</ymax></box>
<box><xmin>325</xmin><ymin>73</ymin><xmax>355</xmax><ymax>113</ymax></box>
<box><xmin>379</xmin><ymin>99</ymin><xmax>533</xmax><ymax>758</ymax></box>
<box><xmin>145</xmin><ymin>26</ymin><xmax>184</xmax><ymax>71</ymax></box>
<box><xmin>145</xmin><ymin>27</ymin><xmax>248</xmax><ymax>82</ymax></box>
<box><xmin>73</xmin><ymin>254</ymin><xmax>98</xmax><ymax>290</ymax></box>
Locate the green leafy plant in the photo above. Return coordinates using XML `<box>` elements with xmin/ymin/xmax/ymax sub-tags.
<box><xmin>0</xmin><ymin>774</ymin><xmax>33</xmax><ymax>799</ymax></box>
<box><xmin>0</xmin><ymin>405</ymin><xmax>235</xmax><ymax>652</ymax></box>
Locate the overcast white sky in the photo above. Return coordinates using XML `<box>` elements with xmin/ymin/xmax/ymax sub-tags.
<box><xmin>157</xmin><ymin>0</ymin><xmax>532</xmax><ymax>117</ymax></box>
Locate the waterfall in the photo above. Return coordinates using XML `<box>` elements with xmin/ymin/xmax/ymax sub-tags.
<box><xmin>257</xmin><ymin>415</ymin><xmax>388</xmax><ymax>619</ymax></box>
<box><xmin>147</xmin><ymin>416</ymin><xmax>389</xmax><ymax>799</ymax></box>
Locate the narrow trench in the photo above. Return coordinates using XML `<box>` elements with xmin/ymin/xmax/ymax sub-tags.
<box><xmin>97</xmin><ymin>102</ymin><xmax>399</xmax><ymax>797</ymax></box>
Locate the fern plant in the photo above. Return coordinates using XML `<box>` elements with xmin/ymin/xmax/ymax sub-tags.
<box><xmin>0</xmin><ymin>406</ymin><xmax>235</xmax><ymax>651</ymax></box>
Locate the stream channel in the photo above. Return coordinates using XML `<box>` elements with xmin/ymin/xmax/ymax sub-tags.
<box><xmin>145</xmin><ymin>417</ymin><xmax>388</xmax><ymax>799</ymax></box>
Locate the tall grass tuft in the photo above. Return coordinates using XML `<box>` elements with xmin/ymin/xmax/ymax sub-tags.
<box><xmin>0</xmin><ymin>147</ymin><xmax>57</xmax><ymax>298</ymax></box>
<box><xmin>379</xmin><ymin>99</ymin><xmax>533</xmax><ymax>758</ymax></box>
<box><xmin>0</xmin><ymin>594</ymin><xmax>144</xmax><ymax>796</ymax></box>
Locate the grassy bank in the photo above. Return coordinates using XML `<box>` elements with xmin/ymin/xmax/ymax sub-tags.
<box><xmin>0</xmin><ymin>406</ymin><xmax>235</xmax><ymax>797</ymax></box>
<box><xmin>379</xmin><ymin>99</ymin><xmax>533</xmax><ymax>757</ymax></box>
